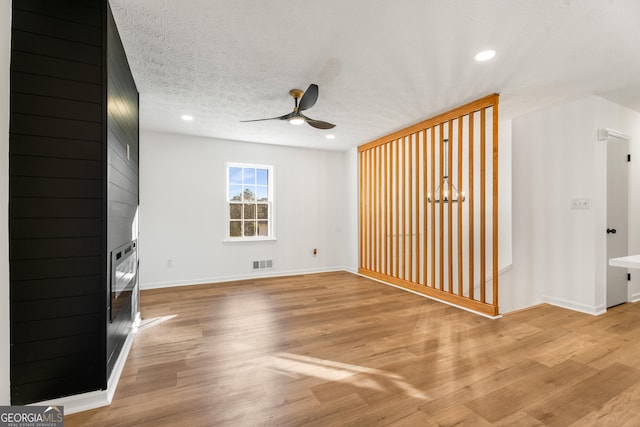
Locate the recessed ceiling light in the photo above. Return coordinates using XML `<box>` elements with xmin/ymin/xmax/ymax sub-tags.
<box><xmin>181</xmin><ymin>114</ymin><xmax>194</xmax><ymax>121</ymax></box>
<box><xmin>325</xmin><ymin>134</ymin><xmax>335</xmax><ymax>140</ymax></box>
<box><xmin>474</xmin><ymin>50</ymin><xmax>496</xmax><ymax>62</ymax></box>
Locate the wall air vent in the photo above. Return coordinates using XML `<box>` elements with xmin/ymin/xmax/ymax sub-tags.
<box><xmin>252</xmin><ymin>260</ymin><xmax>273</xmax><ymax>270</ymax></box>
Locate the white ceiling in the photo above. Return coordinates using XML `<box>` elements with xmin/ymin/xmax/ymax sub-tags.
<box><xmin>109</xmin><ymin>0</ymin><xmax>640</xmax><ymax>151</ymax></box>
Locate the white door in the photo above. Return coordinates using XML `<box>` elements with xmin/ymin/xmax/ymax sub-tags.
<box><xmin>606</xmin><ymin>137</ymin><xmax>629</xmax><ymax>308</ymax></box>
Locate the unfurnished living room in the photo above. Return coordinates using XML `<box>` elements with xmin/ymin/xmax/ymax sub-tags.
<box><xmin>1</xmin><ymin>0</ymin><xmax>640</xmax><ymax>425</ymax></box>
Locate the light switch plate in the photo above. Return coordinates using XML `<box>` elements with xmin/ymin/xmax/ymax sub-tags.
<box><xmin>571</xmin><ymin>198</ymin><xmax>590</xmax><ymax>209</ymax></box>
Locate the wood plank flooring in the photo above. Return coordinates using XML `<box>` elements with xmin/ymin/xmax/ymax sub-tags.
<box><xmin>65</xmin><ymin>271</ymin><xmax>640</xmax><ymax>426</ymax></box>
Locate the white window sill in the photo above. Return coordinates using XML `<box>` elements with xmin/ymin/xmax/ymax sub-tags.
<box><xmin>222</xmin><ymin>236</ymin><xmax>278</xmax><ymax>244</ymax></box>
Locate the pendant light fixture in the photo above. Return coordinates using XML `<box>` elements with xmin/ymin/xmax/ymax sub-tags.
<box><xmin>427</xmin><ymin>139</ymin><xmax>466</xmax><ymax>203</ymax></box>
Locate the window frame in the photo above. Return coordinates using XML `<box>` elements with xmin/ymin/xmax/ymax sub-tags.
<box><xmin>224</xmin><ymin>162</ymin><xmax>275</xmax><ymax>242</ymax></box>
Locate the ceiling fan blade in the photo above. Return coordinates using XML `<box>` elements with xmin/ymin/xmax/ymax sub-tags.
<box><xmin>306</xmin><ymin>118</ymin><xmax>335</xmax><ymax>129</ymax></box>
<box><xmin>298</xmin><ymin>84</ymin><xmax>319</xmax><ymax>111</ymax></box>
<box><xmin>240</xmin><ymin>112</ymin><xmax>291</xmax><ymax>122</ymax></box>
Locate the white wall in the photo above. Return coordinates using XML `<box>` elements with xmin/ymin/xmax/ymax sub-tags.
<box><xmin>512</xmin><ymin>97</ymin><xmax>600</xmax><ymax>314</ymax></box>
<box><xmin>0</xmin><ymin>0</ymin><xmax>10</xmax><ymax>405</ymax></box>
<box><xmin>139</xmin><ymin>131</ymin><xmax>351</xmax><ymax>288</ymax></box>
<box><xmin>511</xmin><ymin>96</ymin><xmax>640</xmax><ymax>315</ymax></box>
<box><xmin>496</xmin><ymin>119</ymin><xmax>518</xmax><ymax>313</ymax></box>
<box><xmin>498</xmin><ymin>119</ymin><xmax>513</xmax><ymax>271</ymax></box>
<box><xmin>344</xmin><ymin>147</ymin><xmax>359</xmax><ymax>272</ymax></box>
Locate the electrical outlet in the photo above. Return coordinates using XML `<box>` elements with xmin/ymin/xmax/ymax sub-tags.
<box><xmin>571</xmin><ymin>198</ymin><xmax>590</xmax><ymax>210</ymax></box>
<box><xmin>167</xmin><ymin>259</ymin><xmax>173</xmax><ymax>268</ymax></box>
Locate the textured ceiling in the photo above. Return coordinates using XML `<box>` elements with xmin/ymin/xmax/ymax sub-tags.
<box><xmin>109</xmin><ymin>0</ymin><xmax>640</xmax><ymax>151</ymax></box>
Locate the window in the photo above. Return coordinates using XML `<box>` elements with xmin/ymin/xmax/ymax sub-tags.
<box><xmin>226</xmin><ymin>163</ymin><xmax>274</xmax><ymax>240</ymax></box>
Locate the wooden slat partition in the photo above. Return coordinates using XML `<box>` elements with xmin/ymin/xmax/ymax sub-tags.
<box><xmin>358</xmin><ymin>94</ymin><xmax>499</xmax><ymax>316</ymax></box>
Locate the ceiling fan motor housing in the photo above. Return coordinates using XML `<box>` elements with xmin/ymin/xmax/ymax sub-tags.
<box><xmin>289</xmin><ymin>89</ymin><xmax>304</xmax><ymax>99</ymax></box>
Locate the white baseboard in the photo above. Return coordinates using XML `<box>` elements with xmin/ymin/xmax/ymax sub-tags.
<box><xmin>343</xmin><ymin>266</ymin><xmax>358</xmax><ymax>274</ymax></box>
<box><xmin>630</xmin><ymin>292</ymin><xmax>640</xmax><ymax>303</ymax></box>
<box><xmin>140</xmin><ymin>266</ymin><xmax>349</xmax><ymax>290</ymax></box>
<box><xmin>542</xmin><ymin>294</ymin><xmax>606</xmax><ymax>316</ymax></box>
<box><xmin>30</xmin><ymin>314</ymin><xmax>140</xmax><ymax>415</ymax></box>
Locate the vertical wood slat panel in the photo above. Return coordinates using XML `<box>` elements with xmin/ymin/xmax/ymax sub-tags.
<box><xmin>480</xmin><ymin>108</ymin><xmax>487</xmax><ymax>303</ymax></box>
<box><xmin>376</xmin><ymin>147</ymin><xmax>384</xmax><ymax>271</ymax></box>
<box><xmin>379</xmin><ymin>145</ymin><xmax>383</xmax><ymax>274</ymax></box>
<box><xmin>377</xmin><ymin>146</ymin><xmax>382</xmax><ymax>275</ymax></box>
<box><xmin>371</xmin><ymin>149</ymin><xmax>376</xmax><ymax>272</ymax></box>
<box><xmin>381</xmin><ymin>144</ymin><xmax>386</xmax><ymax>275</ymax></box>
<box><xmin>361</xmin><ymin>151</ymin><xmax>365</xmax><ymax>270</ymax></box>
<box><xmin>401</xmin><ymin>137</ymin><xmax>406</xmax><ymax>280</ymax></box>
<box><xmin>368</xmin><ymin>150</ymin><xmax>373</xmax><ymax>271</ymax></box>
<box><xmin>358</xmin><ymin>94</ymin><xmax>499</xmax><ymax>317</ymax></box>
<box><xmin>379</xmin><ymin>145</ymin><xmax>383</xmax><ymax>273</ymax></box>
<box><xmin>367</xmin><ymin>150</ymin><xmax>372</xmax><ymax>271</ymax></box>
<box><xmin>359</xmin><ymin>151</ymin><xmax>363</xmax><ymax>269</ymax></box>
<box><xmin>370</xmin><ymin>150</ymin><xmax>374</xmax><ymax>271</ymax></box>
<box><xmin>457</xmin><ymin>117</ymin><xmax>464</xmax><ymax>296</ymax></box>
<box><xmin>468</xmin><ymin>113</ymin><xmax>475</xmax><ymax>300</ymax></box>
<box><xmin>380</xmin><ymin>146</ymin><xmax>385</xmax><ymax>273</ymax></box>
<box><xmin>430</xmin><ymin>126</ymin><xmax>436</xmax><ymax>290</ymax></box>
<box><xmin>438</xmin><ymin>129</ymin><xmax>444</xmax><ymax>291</ymax></box>
<box><xmin>422</xmin><ymin>129</ymin><xmax>428</xmax><ymax>287</ymax></box>
<box><xmin>386</xmin><ymin>143</ymin><xmax>391</xmax><ymax>276</ymax></box>
<box><xmin>395</xmin><ymin>139</ymin><xmax>400</xmax><ymax>278</ymax></box>
<box><xmin>359</xmin><ymin>151</ymin><xmax>365</xmax><ymax>270</ymax></box>
<box><xmin>408</xmin><ymin>134</ymin><xmax>413</xmax><ymax>282</ymax></box>
<box><xmin>416</xmin><ymin>131</ymin><xmax>421</xmax><ymax>285</ymax></box>
<box><xmin>492</xmin><ymin>106</ymin><xmax>499</xmax><ymax>308</ymax></box>
<box><xmin>370</xmin><ymin>149</ymin><xmax>375</xmax><ymax>271</ymax></box>
<box><xmin>447</xmin><ymin>120</ymin><xmax>453</xmax><ymax>293</ymax></box>
<box><xmin>374</xmin><ymin>146</ymin><xmax>379</xmax><ymax>273</ymax></box>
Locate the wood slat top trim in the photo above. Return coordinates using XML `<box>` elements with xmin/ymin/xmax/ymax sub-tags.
<box><xmin>358</xmin><ymin>94</ymin><xmax>499</xmax><ymax>152</ymax></box>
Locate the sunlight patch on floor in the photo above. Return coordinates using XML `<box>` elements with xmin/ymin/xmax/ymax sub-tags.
<box><xmin>138</xmin><ymin>315</ymin><xmax>177</xmax><ymax>331</ymax></box>
<box><xmin>260</xmin><ymin>352</ymin><xmax>428</xmax><ymax>399</ymax></box>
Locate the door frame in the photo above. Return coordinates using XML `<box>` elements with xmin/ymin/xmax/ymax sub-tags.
<box><xmin>598</xmin><ymin>128</ymin><xmax>630</xmax><ymax>309</ymax></box>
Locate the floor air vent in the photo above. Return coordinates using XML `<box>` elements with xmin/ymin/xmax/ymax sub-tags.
<box><xmin>253</xmin><ymin>260</ymin><xmax>273</xmax><ymax>270</ymax></box>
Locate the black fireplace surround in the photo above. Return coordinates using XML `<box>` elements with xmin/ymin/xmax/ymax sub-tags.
<box><xmin>9</xmin><ymin>0</ymin><xmax>140</xmax><ymax>404</ymax></box>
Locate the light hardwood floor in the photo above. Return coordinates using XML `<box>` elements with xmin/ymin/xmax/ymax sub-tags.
<box><xmin>66</xmin><ymin>271</ymin><xmax>640</xmax><ymax>426</ymax></box>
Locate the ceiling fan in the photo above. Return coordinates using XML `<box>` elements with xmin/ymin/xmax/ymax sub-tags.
<box><xmin>241</xmin><ymin>83</ymin><xmax>335</xmax><ymax>129</ymax></box>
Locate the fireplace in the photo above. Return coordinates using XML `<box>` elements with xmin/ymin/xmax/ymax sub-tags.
<box><xmin>110</xmin><ymin>240</ymin><xmax>137</xmax><ymax>322</ymax></box>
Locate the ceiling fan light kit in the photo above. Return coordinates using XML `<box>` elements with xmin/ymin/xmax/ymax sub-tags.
<box><xmin>289</xmin><ymin>116</ymin><xmax>305</xmax><ymax>125</ymax></box>
<box><xmin>241</xmin><ymin>83</ymin><xmax>336</xmax><ymax>130</ymax></box>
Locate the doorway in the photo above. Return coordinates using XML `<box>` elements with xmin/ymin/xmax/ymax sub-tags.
<box><xmin>605</xmin><ymin>133</ymin><xmax>629</xmax><ymax>308</ymax></box>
